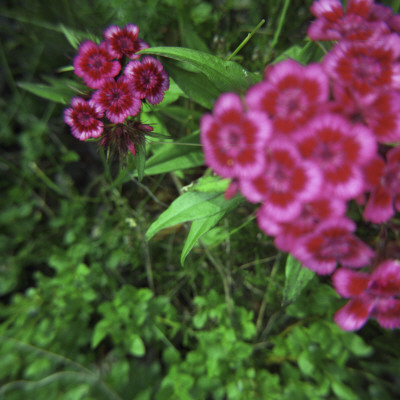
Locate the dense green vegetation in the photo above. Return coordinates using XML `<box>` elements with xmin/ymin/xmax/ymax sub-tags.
<box><xmin>1</xmin><ymin>0</ymin><xmax>400</xmax><ymax>399</ymax></box>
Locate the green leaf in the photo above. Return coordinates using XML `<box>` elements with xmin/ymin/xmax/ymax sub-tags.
<box><xmin>59</xmin><ymin>24</ymin><xmax>81</xmax><ymax>49</ymax></box>
<box><xmin>129</xmin><ymin>334</ymin><xmax>146</xmax><ymax>357</ymax></box>
<box><xmin>181</xmin><ymin>195</ymin><xmax>243</xmax><ymax>265</ymax></box>
<box><xmin>273</xmin><ymin>40</ymin><xmax>324</xmax><ymax>65</ymax></box>
<box><xmin>139</xmin><ymin>46</ymin><xmax>259</xmax><ymax>94</ymax></box>
<box><xmin>331</xmin><ymin>381</ymin><xmax>358</xmax><ymax>400</ymax></box>
<box><xmin>91</xmin><ymin>320</ymin><xmax>110</xmax><ymax>348</ymax></box>
<box><xmin>135</xmin><ymin>142</ymin><xmax>146</xmax><ymax>182</ymax></box>
<box><xmin>144</xmin><ymin>131</ymin><xmax>204</xmax><ymax>176</ymax></box>
<box><xmin>190</xmin><ymin>176</ymin><xmax>230</xmax><ymax>193</ymax></box>
<box><xmin>18</xmin><ymin>78</ymin><xmax>86</xmax><ymax>104</ymax></box>
<box><xmin>282</xmin><ymin>255</ymin><xmax>314</xmax><ymax>306</ymax></box>
<box><xmin>178</xmin><ymin>6</ymin><xmax>210</xmax><ymax>53</ymax></box>
<box><xmin>163</xmin><ymin>60</ymin><xmax>220</xmax><ymax>108</ymax></box>
<box><xmin>146</xmin><ymin>191</ymin><xmax>240</xmax><ymax>241</ymax></box>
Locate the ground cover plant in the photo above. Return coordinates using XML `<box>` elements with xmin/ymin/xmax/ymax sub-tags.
<box><xmin>1</xmin><ymin>0</ymin><xmax>400</xmax><ymax>399</ymax></box>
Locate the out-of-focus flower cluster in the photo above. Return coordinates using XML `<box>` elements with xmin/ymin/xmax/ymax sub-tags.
<box><xmin>64</xmin><ymin>24</ymin><xmax>169</xmax><ymax>157</ymax></box>
<box><xmin>200</xmin><ymin>0</ymin><xmax>400</xmax><ymax>331</ymax></box>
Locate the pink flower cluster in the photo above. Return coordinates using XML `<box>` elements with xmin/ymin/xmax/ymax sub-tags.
<box><xmin>64</xmin><ymin>24</ymin><xmax>169</xmax><ymax>156</ymax></box>
<box><xmin>200</xmin><ymin>0</ymin><xmax>400</xmax><ymax>330</ymax></box>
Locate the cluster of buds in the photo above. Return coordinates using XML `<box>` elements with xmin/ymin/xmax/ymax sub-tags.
<box><xmin>64</xmin><ymin>24</ymin><xmax>169</xmax><ymax>157</ymax></box>
<box><xmin>200</xmin><ymin>0</ymin><xmax>400</xmax><ymax>330</ymax></box>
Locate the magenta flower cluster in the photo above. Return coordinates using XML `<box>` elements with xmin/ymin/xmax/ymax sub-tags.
<box><xmin>64</xmin><ymin>24</ymin><xmax>169</xmax><ymax>156</ymax></box>
<box><xmin>200</xmin><ymin>0</ymin><xmax>400</xmax><ymax>331</ymax></box>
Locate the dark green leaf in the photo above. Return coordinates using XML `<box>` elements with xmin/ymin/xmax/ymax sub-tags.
<box><xmin>139</xmin><ymin>46</ymin><xmax>259</xmax><ymax>94</ymax></box>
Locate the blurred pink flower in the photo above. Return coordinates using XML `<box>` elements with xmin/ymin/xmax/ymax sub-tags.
<box><xmin>297</xmin><ymin>113</ymin><xmax>376</xmax><ymax>200</ymax></box>
<box><xmin>323</xmin><ymin>37</ymin><xmax>400</xmax><ymax>96</ymax></box>
<box><xmin>241</xmin><ymin>141</ymin><xmax>321</xmax><ymax>221</ymax></box>
<box><xmin>200</xmin><ymin>93</ymin><xmax>272</xmax><ymax>180</ymax></box>
<box><xmin>363</xmin><ymin>146</ymin><xmax>400</xmax><ymax>223</ymax></box>
<box><xmin>308</xmin><ymin>0</ymin><xmax>389</xmax><ymax>41</ymax></box>
<box><xmin>246</xmin><ymin>59</ymin><xmax>329</xmax><ymax>137</ymax></box>
<box><xmin>292</xmin><ymin>218</ymin><xmax>375</xmax><ymax>275</ymax></box>
<box><xmin>333</xmin><ymin>260</ymin><xmax>400</xmax><ymax>330</ymax></box>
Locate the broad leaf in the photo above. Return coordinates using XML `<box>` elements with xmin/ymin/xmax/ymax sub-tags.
<box><xmin>139</xmin><ymin>46</ymin><xmax>259</xmax><ymax>94</ymax></box>
<box><xmin>163</xmin><ymin>61</ymin><xmax>220</xmax><ymax>108</ymax></box>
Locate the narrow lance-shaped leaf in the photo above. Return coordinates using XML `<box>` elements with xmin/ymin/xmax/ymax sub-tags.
<box><xmin>146</xmin><ymin>191</ymin><xmax>240</xmax><ymax>241</ymax></box>
<box><xmin>181</xmin><ymin>195</ymin><xmax>244</xmax><ymax>265</ymax></box>
<box><xmin>282</xmin><ymin>254</ymin><xmax>314</xmax><ymax>306</ymax></box>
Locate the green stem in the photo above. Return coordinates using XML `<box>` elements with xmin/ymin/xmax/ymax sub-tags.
<box><xmin>227</xmin><ymin>19</ymin><xmax>265</xmax><ymax>61</ymax></box>
<box><xmin>266</xmin><ymin>0</ymin><xmax>291</xmax><ymax>61</ymax></box>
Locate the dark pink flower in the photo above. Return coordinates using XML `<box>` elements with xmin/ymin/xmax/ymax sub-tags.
<box><xmin>323</xmin><ymin>37</ymin><xmax>400</xmax><ymax>96</ymax></box>
<box><xmin>125</xmin><ymin>56</ymin><xmax>169</xmax><ymax>105</ymax></box>
<box><xmin>200</xmin><ymin>93</ymin><xmax>272</xmax><ymax>180</ymax></box>
<box><xmin>269</xmin><ymin>197</ymin><xmax>347</xmax><ymax>253</ymax></box>
<box><xmin>64</xmin><ymin>97</ymin><xmax>104</xmax><ymax>140</ymax></box>
<box><xmin>369</xmin><ymin>4</ymin><xmax>400</xmax><ymax>35</ymax></box>
<box><xmin>92</xmin><ymin>77</ymin><xmax>142</xmax><ymax>124</ymax></box>
<box><xmin>308</xmin><ymin>0</ymin><xmax>390</xmax><ymax>41</ymax></box>
<box><xmin>246</xmin><ymin>60</ymin><xmax>329</xmax><ymax>137</ymax></box>
<box><xmin>73</xmin><ymin>41</ymin><xmax>121</xmax><ymax>89</ymax></box>
<box><xmin>363</xmin><ymin>146</ymin><xmax>400</xmax><ymax>223</ymax></box>
<box><xmin>333</xmin><ymin>260</ymin><xmax>400</xmax><ymax>330</ymax></box>
<box><xmin>104</xmin><ymin>24</ymin><xmax>148</xmax><ymax>60</ymax></box>
<box><xmin>297</xmin><ymin>113</ymin><xmax>376</xmax><ymax>200</ymax></box>
<box><xmin>292</xmin><ymin>218</ymin><xmax>375</xmax><ymax>275</ymax></box>
<box><xmin>241</xmin><ymin>141</ymin><xmax>321</xmax><ymax>221</ymax></box>
<box><xmin>331</xmin><ymin>86</ymin><xmax>400</xmax><ymax>144</ymax></box>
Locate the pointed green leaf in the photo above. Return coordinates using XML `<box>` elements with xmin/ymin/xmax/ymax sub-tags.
<box><xmin>146</xmin><ymin>191</ymin><xmax>238</xmax><ymax>240</ymax></box>
<box><xmin>180</xmin><ymin>195</ymin><xmax>243</xmax><ymax>265</ymax></box>
<box><xmin>128</xmin><ymin>334</ymin><xmax>146</xmax><ymax>357</ymax></box>
<box><xmin>144</xmin><ymin>131</ymin><xmax>204</xmax><ymax>175</ymax></box>
<box><xmin>139</xmin><ymin>46</ymin><xmax>259</xmax><ymax>94</ymax></box>
<box><xmin>282</xmin><ymin>255</ymin><xmax>314</xmax><ymax>306</ymax></box>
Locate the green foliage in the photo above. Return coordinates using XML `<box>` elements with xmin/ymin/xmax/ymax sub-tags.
<box><xmin>2</xmin><ymin>1</ymin><xmax>400</xmax><ymax>400</ymax></box>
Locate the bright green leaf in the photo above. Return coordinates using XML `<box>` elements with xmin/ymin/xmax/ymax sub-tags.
<box><xmin>129</xmin><ymin>334</ymin><xmax>146</xmax><ymax>357</ymax></box>
<box><xmin>146</xmin><ymin>191</ymin><xmax>240</xmax><ymax>240</ymax></box>
<box><xmin>91</xmin><ymin>320</ymin><xmax>110</xmax><ymax>348</ymax></box>
<box><xmin>331</xmin><ymin>381</ymin><xmax>358</xmax><ymax>400</ymax></box>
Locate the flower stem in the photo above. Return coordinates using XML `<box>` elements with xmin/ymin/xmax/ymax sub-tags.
<box><xmin>227</xmin><ymin>19</ymin><xmax>265</xmax><ymax>61</ymax></box>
